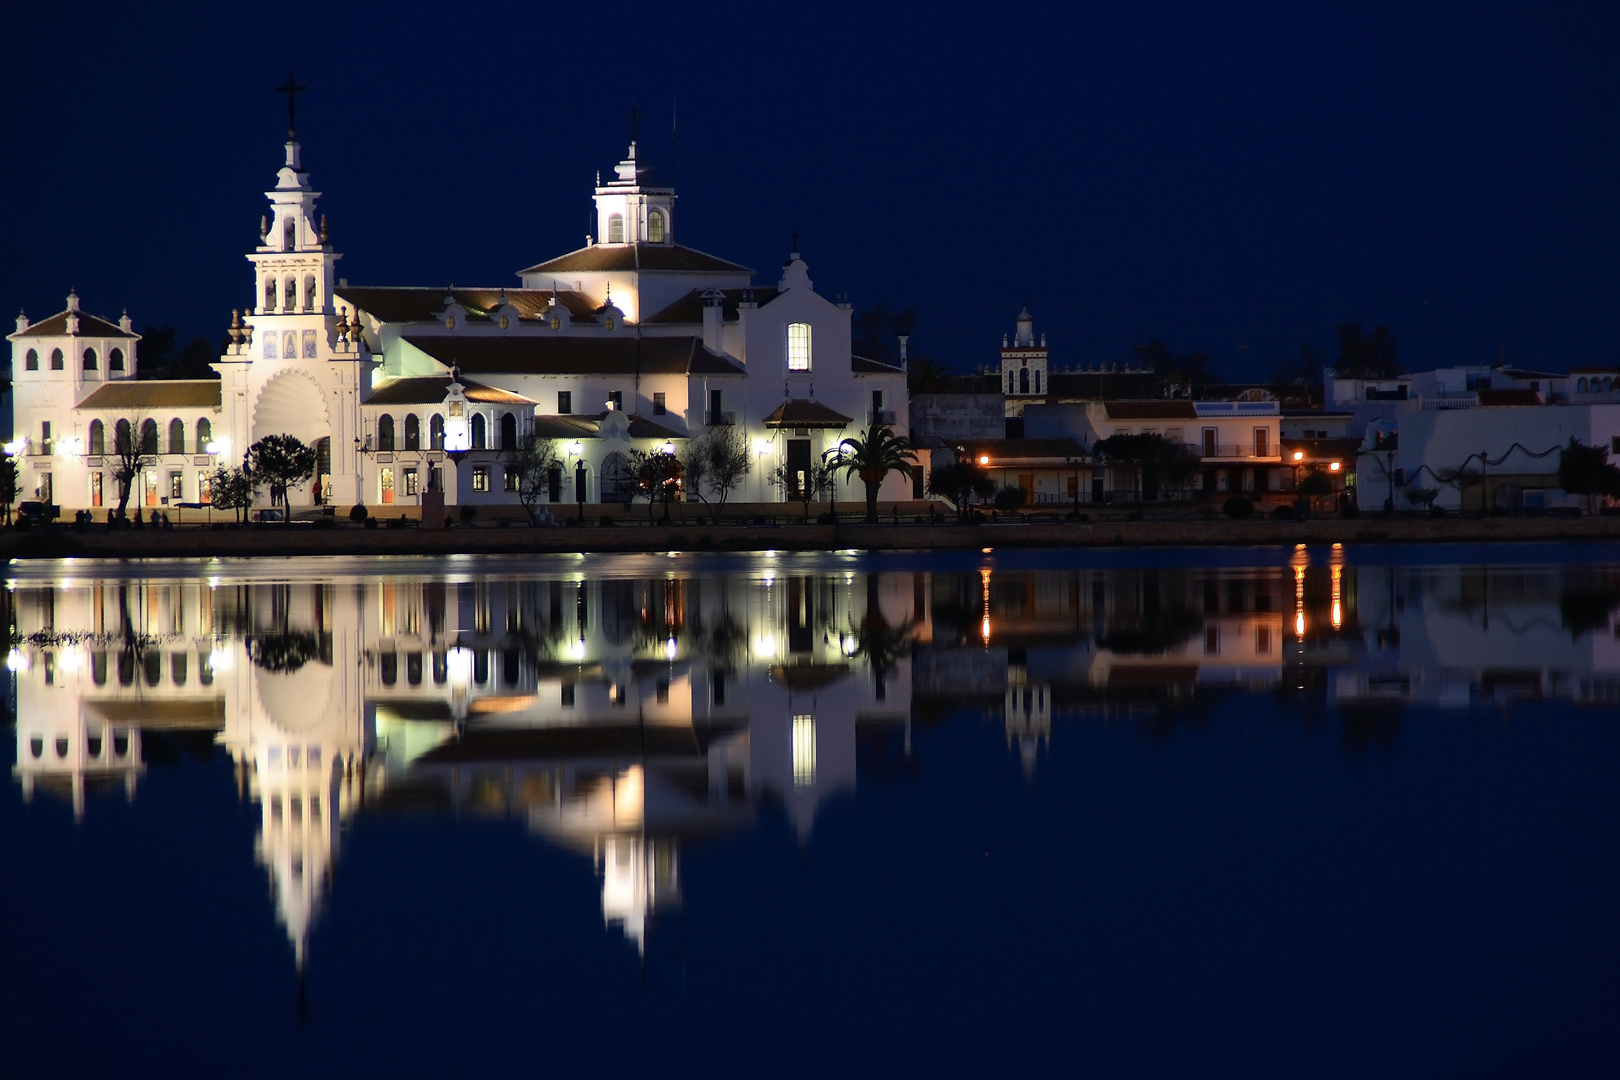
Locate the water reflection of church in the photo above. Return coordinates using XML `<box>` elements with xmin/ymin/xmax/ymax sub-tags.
<box><xmin>8</xmin><ymin>554</ymin><xmax>1618</xmax><ymax>966</ymax></box>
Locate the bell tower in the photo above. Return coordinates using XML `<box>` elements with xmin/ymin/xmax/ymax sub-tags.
<box><xmin>593</xmin><ymin>140</ymin><xmax>676</xmax><ymax>247</ymax></box>
<box><xmin>1000</xmin><ymin>305</ymin><xmax>1049</xmax><ymax>400</ymax></box>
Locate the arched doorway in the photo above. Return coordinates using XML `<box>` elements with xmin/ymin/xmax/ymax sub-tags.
<box><xmin>252</xmin><ymin>372</ymin><xmax>332</xmax><ymax>507</ymax></box>
<box><xmin>600</xmin><ymin>452</ymin><xmax>634</xmax><ymax>503</ymax></box>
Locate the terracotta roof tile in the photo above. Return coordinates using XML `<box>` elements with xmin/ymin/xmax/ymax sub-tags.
<box><xmin>77</xmin><ymin>380</ymin><xmax>221</xmax><ymax>410</ymax></box>
<box><xmin>400</xmin><ymin>333</ymin><xmax>745</xmax><ymax>377</ymax></box>
<box><xmin>364</xmin><ymin>376</ymin><xmax>536</xmax><ymax>407</ymax></box>
<box><xmin>336</xmin><ymin>287</ymin><xmax>596</xmax><ymax>324</ymax></box>
<box><xmin>763</xmin><ymin>399</ymin><xmax>853</xmax><ymax>429</ymax></box>
<box><xmin>10</xmin><ymin>310</ymin><xmax>137</xmax><ymax>340</ymax></box>
<box><xmin>643</xmin><ymin>287</ymin><xmax>782</xmax><ymax>324</ymax></box>
<box><xmin>519</xmin><ymin>243</ymin><xmax>751</xmax><ymax>277</ymax></box>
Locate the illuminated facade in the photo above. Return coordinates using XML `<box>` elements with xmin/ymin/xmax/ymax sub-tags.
<box><xmin>5</xmin><ymin>132</ymin><xmax>912</xmax><ymax>515</ymax></box>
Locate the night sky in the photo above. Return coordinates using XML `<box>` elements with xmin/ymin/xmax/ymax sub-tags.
<box><xmin>4</xmin><ymin>1</ymin><xmax>1616</xmax><ymax>380</ymax></box>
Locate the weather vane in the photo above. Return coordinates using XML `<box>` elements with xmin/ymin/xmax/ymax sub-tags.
<box><xmin>274</xmin><ymin>71</ymin><xmax>309</xmax><ymax>139</ymax></box>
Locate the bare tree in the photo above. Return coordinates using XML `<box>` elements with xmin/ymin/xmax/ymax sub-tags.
<box><xmin>105</xmin><ymin>413</ymin><xmax>153</xmax><ymax>518</ymax></box>
<box><xmin>701</xmin><ymin>425</ymin><xmax>752</xmax><ymax>513</ymax></box>
<box><xmin>506</xmin><ymin>437</ymin><xmax>564</xmax><ymax>517</ymax></box>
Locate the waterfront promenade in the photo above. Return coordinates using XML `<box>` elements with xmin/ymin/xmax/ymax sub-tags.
<box><xmin>3</xmin><ymin>513</ymin><xmax>1618</xmax><ymax>559</ymax></box>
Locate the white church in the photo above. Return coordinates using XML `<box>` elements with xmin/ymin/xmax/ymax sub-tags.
<box><xmin>6</xmin><ymin>122</ymin><xmax>911</xmax><ymax>516</ymax></box>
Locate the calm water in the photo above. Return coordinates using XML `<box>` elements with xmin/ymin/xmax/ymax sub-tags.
<box><xmin>2</xmin><ymin>545</ymin><xmax>1617</xmax><ymax>1078</ymax></box>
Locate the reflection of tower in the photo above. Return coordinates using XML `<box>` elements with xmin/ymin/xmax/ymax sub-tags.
<box><xmin>217</xmin><ymin>583</ymin><xmax>367</xmax><ymax>971</ymax></box>
<box><xmin>1004</xmin><ymin>682</ymin><xmax>1051</xmax><ymax>780</ymax></box>
<box><xmin>599</xmin><ymin>835</ymin><xmax>680</xmax><ymax>956</ymax></box>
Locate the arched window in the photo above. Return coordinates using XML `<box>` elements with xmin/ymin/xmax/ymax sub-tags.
<box><xmin>114</xmin><ymin>419</ymin><xmax>132</xmax><ymax>456</ymax></box>
<box><xmin>430</xmin><ymin>414</ymin><xmax>445</xmax><ymax>450</ymax></box>
<box><xmin>89</xmin><ymin>420</ymin><xmax>105</xmax><ymax>456</ymax></box>
<box><xmin>283</xmin><ymin>277</ymin><xmax>296</xmax><ymax>311</ymax></box>
<box><xmin>168</xmin><ymin>419</ymin><xmax>185</xmax><ymax>454</ymax></box>
<box><xmin>1605</xmin><ymin>378</ymin><xmax>1615</xmax><ymax>392</ymax></box>
<box><xmin>500</xmin><ymin>412</ymin><xmax>517</xmax><ymax>449</ymax></box>
<box><xmin>376</xmin><ymin>414</ymin><xmax>395</xmax><ymax>452</ymax></box>
<box><xmin>303</xmin><ymin>274</ymin><xmax>316</xmax><ymax>311</ymax></box>
<box><xmin>196</xmin><ymin>418</ymin><xmax>211</xmax><ymax>447</ymax></box>
<box><xmin>283</xmin><ymin>218</ymin><xmax>296</xmax><ymax>251</ymax></box>
<box><xmin>24</xmin><ymin>349</ymin><xmax>37</xmax><ymax>371</ymax></box>
<box><xmin>50</xmin><ymin>348</ymin><xmax>63</xmax><ymax>370</ymax></box>
<box><xmin>601</xmin><ymin>452</ymin><xmax>634</xmax><ymax>502</ymax></box>
<box><xmin>1578</xmin><ymin>377</ymin><xmax>1589</xmax><ymax>393</ymax></box>
<box><xmin>787</xmin><ymin>322</ymin><xmax>812</xmax><ymax>371</ymax></box>
<box><xmin>648</xmin><ymin>210</ymin><xmax>665</xmax><ymax>243</ymax></box>
<box><xmin>83</xmin><ymin>347</ymin><xmax>97</xmax><ymax>371</ymax></box>
<box><xmin>109</xmin><ymin>348</ymin><xmax>124</xmax><ymax>372</ymax></box>
<box><xmin>608</xmin><ymin>213</ymin><xmax>625</xmax><ymax>244</ymax></box>
<box><xmin>471</xmin><ymin>414</ymin><xmax>487</xmax><ymax>450</ymax></box>
<box><xmin>140</xmin><ymin>419</ymin><xmax>159</xmax><ymax>455</ymax></box>
<box><xmin>264</xmin><ymin>278</ymin><xmax>276</xmax><ymax>310</ymax></box>
<box><xmin>1019</xmin><ymin>368</ymin><xmax>1030</xmax><ymax>394</ymax></box>
<box><xmin>404</xmin><ymin>413</ymin><xmax>421</xmax><ymax>451</ymax></box>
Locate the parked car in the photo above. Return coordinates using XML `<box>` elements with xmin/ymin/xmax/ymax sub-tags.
<box><xmin>15</xmin><ymin>501</ymin><xmax>59</xmax><ymax>524</ymax></box>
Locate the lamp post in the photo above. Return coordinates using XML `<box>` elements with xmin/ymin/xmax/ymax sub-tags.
<box><xmin>568</xmin><ymin>440</ymin><xmax>586</xmax><ymax>522</ymax></box>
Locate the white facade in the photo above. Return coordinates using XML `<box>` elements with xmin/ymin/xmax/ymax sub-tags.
<box><xmin>5</xmin><ymin>135</ymin><xmax>913</xmax><ymax>514</ymax></box>
<box><xmin>1356</xmin><ymin>403</ymin><xmax>1620</xmax><ymax>512</ymax></box>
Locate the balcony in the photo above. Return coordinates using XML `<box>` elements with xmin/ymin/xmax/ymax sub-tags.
<box><xmin>1188</xmin><ymin>442</ymin><xmax>1281</xmax><ymax>461</ymax></box>
<box><xmin>868</xmin><ymin>409</ymin><xmax>897</xmax><ymax>427</ymax></box>
<box><xmin>706</xmin><ymin>411</ymin><xmax>735</xmax><ymax>426</ymax></box>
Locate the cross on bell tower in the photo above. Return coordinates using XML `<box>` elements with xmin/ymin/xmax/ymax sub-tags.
<box><xmin>274</xmin><ymin>71</ymin><xmax>309</xmax><ymax>140</ymax></box>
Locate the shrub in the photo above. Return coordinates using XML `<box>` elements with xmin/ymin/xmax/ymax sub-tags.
<box><xmin>363</xmin><ymin>516</ymin><xmax>379</xmax><ymax>529</ymax></box>
<box><xmin>1271</xmin><ymin>504</ymin><xmax>1296</xmax><ymax>520</ymax></box>
<box><xmin>1223</xmin><ymin>495</ymin><xmax>1254</xmax><ymax>520</ymax></box>
<box><xmin>349</xmin><ymin>504</ymin><xmax>368</xmax><ymax>523</ymax></box>
<box><xmin>994</xmin><ymin>485</ymin><xmax>1029</xmax><ymax>512</ymax></box>
<box><xmin>598</xmin><ymin>514</ymin><xmax>617</xmax><ymax>527</ymax></box>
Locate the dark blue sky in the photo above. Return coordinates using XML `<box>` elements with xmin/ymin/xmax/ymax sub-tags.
<box><xmin>4</xmin><ymin>1</ymin><xmax>1616</xmax><ymax>379</ymax></box>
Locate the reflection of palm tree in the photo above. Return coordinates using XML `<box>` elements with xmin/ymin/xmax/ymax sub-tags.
<box><xmin>850</xmin><ymin>576</ymin><xmax>915</xmax><ymax>680</ymax></box>
<box><xmin>248</xmin><ymin>632</ymin><xmax>320</xmax><ymax>673</ymax></box>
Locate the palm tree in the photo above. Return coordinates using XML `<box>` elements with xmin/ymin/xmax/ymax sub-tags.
<box><xmin>824</xmin><ymin>425</ymin><xmax>919</xmax><ymax>524</ymax></box>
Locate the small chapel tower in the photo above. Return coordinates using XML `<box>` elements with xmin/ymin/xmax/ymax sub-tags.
<box><xmin>1000</xmin><ymin>305</ymin><xmax>1049</xmax><ymax>399</ymax></box>
<box><xmin>593</xmin><ymin>141</ymin><xmax>675</xmax><ymax>246</ymax></box>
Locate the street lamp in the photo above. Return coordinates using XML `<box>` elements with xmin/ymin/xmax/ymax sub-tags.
<box><xmin>567</xmin><ymin>440</ymin><xmax>586</xmax><ymax>522</ymax></box>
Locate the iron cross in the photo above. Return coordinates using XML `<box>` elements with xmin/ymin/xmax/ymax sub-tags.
<box><xmin>274</xmin><ymin>71</ymin><xmax>309</xmax><ymax>138</ymax></box>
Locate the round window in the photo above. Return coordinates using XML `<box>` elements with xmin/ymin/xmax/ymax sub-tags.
<box><xmin>499</xmin><ymin>315</ymin><xmax>510</xmax><ymax>330</ymax></box>
<box><xmin>550</xmin><ymin>316</ymin><xmax>561</xmax><ymax>330</ymax></box>
<box><xmin>445</xmin><ymin>315</ymin><xmax>456</xmax><ymax>329</ymax></box>
<box><xmin>603</xmin><ymin>317</ymin><xmax>615</xmax><ymax>331</ymax></box>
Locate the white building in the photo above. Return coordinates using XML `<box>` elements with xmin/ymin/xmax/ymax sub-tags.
<box><xmin>1356</xmin><ymin>402</ymin><xmax>1620</xmax><ymax>512</ymax></box>
<box><xmin>5</xmin><ymin>130</ymin><xmax>911</xmax><ymax>515</ymax></box>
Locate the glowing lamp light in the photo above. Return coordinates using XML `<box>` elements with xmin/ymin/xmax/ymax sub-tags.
<box><xmin>6</xmin><ymin>648</ymin><xmax>28</xmax><ymax>672</ymax></box>
<box><xmin>205</xmin><ymin>437</ymin><xmax>232</xmax><ymax>457</ymax></box>
<box><xmin>978</xmin><ymin>454</ymin><xmax>990</xmax><ymax>466</ymax></box>
<box><xmin>3</xmin><ymin>438</ymin><xmax>27</xmax><ymax>456</ymax></box>
<box><xmin>841</xmin><ymin>634</ymin><xmax>859</xmax><ymax>657</ymax></box>
<box><xmin>754</xmin><ymin>439</ymin><xmax>773</xmax><ymax>456</ymax></box>
<box><xmin>447</xmin><ymin>646</ymin><xmax>473</xmax><ymax>686</ymax></box>
<box><xmin>55</xmin><ymin>437</ymin><xmax>83</xmax><ymax>457</ymax></box>
<box><xmin>1329</xmin><ymin>461</ymin><xmax>1341</xmax><ymax>472</ymax></box>
<box><xmin>208</xmin><ymin>647</ymin><xmax>232</xmax><ymax>672</ymax></box>
<box><xmin>1295</xmin><ymin>611</ymin><xmax>1306</xmax><ymax>638</ymax></box>
<box><xmin>661</xmin><ymin>441</ymin><xmax>675</xmax><ymax>456</ymax></box>
<box><xmin>58</xmin><ymin>647</ymin><xmax>83</xmax><ymax>673</ymax></box>
<box><xmin>568</xmin><ymin>638</ymin><xmax>587</xmax><ymax>662</ymax></box>
<box><xmin>664</xmin><ymin>636</ymin><xmax>677</xmax><ymax>661</ymax></box>
<box><xmin>567</xmin><ymin>440</ymin><xmax>584</xmax><ymax>457</ymax></box>
<box><xmin>755</xmin><ymin>634</ymin><xmax>778</xmax><ymax>656</ymax></box>
<box><xmin>1293</xmin><ymin>450</ymin><xmax>1305</xmax><ymax>462</ymax></box>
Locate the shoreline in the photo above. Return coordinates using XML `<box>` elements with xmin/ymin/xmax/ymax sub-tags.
<box><xmin>4</xmin><ymin>514</ymin><xmax>1619</xmax><ymax>560</ymax></box>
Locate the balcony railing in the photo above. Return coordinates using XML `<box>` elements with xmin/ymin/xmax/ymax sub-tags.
<box><xmin>1188</xmin><ymin>442</ymin><xmax>1280</xmax><ymax>460</ymax></box>
<box><xmin>869</xmin><ymin>409</ymin><xmax>896</xmax><ymax>426</ymax></box>
<box><xmin>707</xmin><ymin>411</ymin><xmax>735</xmax><ymax>426</ymax></box>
